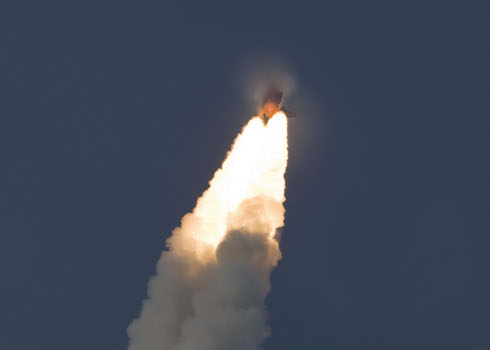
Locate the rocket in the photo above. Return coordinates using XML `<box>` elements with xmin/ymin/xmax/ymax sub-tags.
<box><xmin>258</xmin><ymin>84</ymin><xmax>296</xmax><ymax>124</ymax></box>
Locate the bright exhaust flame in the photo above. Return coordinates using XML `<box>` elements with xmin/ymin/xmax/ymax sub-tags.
<box><xmin>170</xmin><ymin>112</ymin><xmax>288</xmax><ymax>256</ymax></box>
<box><xmin>128</xmin><ymin>112</ymin><xmax>288</xmax><ymax>350</ymax></box>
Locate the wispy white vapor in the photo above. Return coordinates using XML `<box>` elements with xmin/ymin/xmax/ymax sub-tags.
<box><xmin>127</xmin><ymin>113</ymin><xmax>288</xmax><ymax>350</ymax></box>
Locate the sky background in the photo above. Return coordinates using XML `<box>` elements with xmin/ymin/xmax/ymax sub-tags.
<box><xmin>2</xmin><ymin>1</ymin><xmax>489</xmax><ymax>349</ymax></box>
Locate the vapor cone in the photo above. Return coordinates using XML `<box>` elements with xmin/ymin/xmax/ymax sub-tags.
<box><xmin>128</xmin><ymin>112</ymin><xmax>288</xmax><ymax>350</ymax></box>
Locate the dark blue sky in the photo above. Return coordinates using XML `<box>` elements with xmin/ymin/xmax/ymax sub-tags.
<box><xmin>2</xmin><ymin>1</ymin><xmax>489</xmax><ymax>349</ymax></box>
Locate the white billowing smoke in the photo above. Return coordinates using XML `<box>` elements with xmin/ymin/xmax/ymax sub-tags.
<box><xmin>127</xmin><ymin>112</ymin><xmax>288</xmax><ymax>350</ymax></box>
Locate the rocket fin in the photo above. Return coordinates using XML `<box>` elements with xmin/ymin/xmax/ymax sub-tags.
<box><xmin>282</xmin><ymin>107</ymin><xmax>296</xmax><ymax>119</ymax></box>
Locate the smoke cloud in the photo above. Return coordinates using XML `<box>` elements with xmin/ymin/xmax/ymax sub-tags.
<box><xmin>127</xmin><ymin>113</ymin><xmax>288</xmax><ymax>350</ymax></box>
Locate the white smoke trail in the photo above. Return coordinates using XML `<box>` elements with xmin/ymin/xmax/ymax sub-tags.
<box><xmin>127</xmin><ymin>113</ymin><xmax>288</xmax><ymax>350</ymax></box>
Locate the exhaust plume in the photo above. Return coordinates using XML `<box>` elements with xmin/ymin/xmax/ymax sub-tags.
<box><xmin>127</xmin><ymin>112</ymin><xmax>288</xmax><ymax>350</ymax></box>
